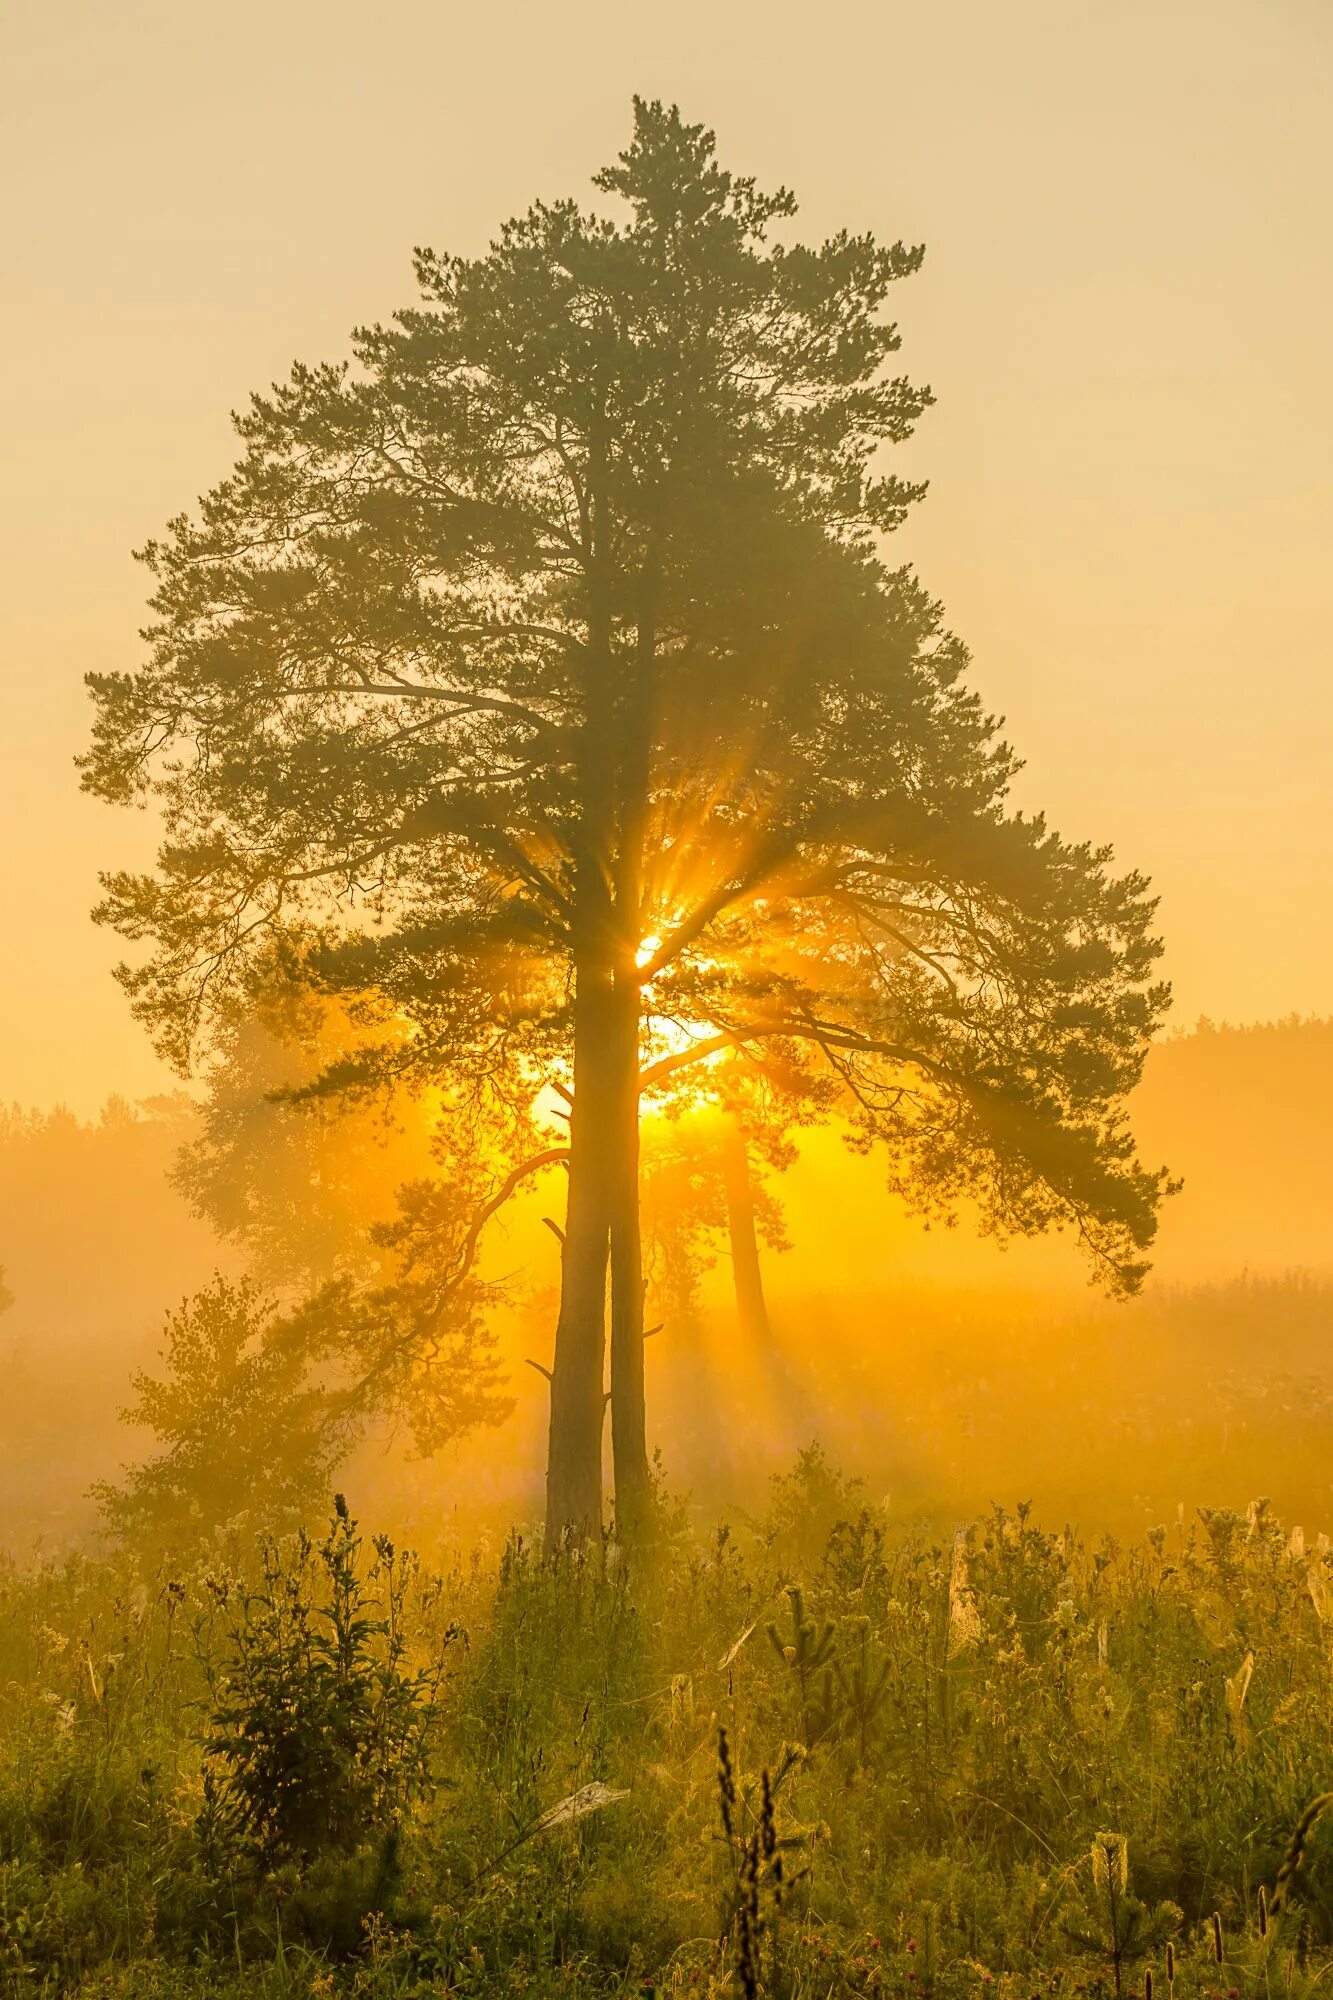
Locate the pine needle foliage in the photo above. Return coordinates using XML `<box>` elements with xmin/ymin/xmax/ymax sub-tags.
<box><xmin>200</xmin><ymin>1497</ymin><xmax>451</xmax><ymax>1867</ymax></box>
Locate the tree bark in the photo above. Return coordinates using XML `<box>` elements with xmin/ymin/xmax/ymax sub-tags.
<box><xmin>606</xmin><ymin>560</ymin><xmax>655</xmax><ymax>1532</ymax></box>
<box><xmin>544</xmin><ymin>957</ymin><xmax>651</xmax><ymax>1542</ymax></box>
<box><xmin>544</xmin><ymin>961</ymin><xmax>614</xmax><ymax>1545</ymax></box>
<box><xmin>549</xmin><ymin>448</ymin><xmax>655</xmax><ymax>1541</ymax></box>
<box><xmin>720</xmin><ymin>1119</ymin><xmax>771</xmax><ymax>1345</ymax></box>
<box><xmin>608</xmin><ymin>966</ymin><xmax>650</xmax><ymax>1531</ymax></box>
<box><xmin>546</xmin><ymin>428</ymin><xmax>620</xmax><ymax>1548</ymax></box>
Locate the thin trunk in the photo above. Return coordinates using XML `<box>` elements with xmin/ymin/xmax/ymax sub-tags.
<box><xmin>546</xmin><ymin>410</ymin><xmax>617</xmax><ymax>1548</ymax></box>
<box><xmin>607</xmin><ymin>560</ymin><xmax>656</xmax><ymax>1532</ymax></box>
<box><xmin>720</xmin><ymin>1119</ymin><xmax>771</xmax><ymax>1344</ymax></box>
<box><xmin>544</xmin><ymin>962</ymin><xmax>614</xmax><ymax>1545</ymax></box>
<box><xmin>609</xmin><ymin>967</ymin><xmax>649</xmax><ymax>1530</ymax></box>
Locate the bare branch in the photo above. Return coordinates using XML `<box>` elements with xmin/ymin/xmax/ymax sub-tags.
<box><xmin>639</xmin><ymin>1032</ymin><xmax>740</xmax><ymax>1092</ymax></box>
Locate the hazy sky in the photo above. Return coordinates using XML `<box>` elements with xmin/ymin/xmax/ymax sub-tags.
<box><xmin>3</xmin><ymin>0</ymin><xmax>1331</xmax><ymax>1112</ymax></box>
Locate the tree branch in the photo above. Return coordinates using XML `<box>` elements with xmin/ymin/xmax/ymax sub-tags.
<box><xmin>639</xmin><ymin>1032</ymin><xmax>739</xmax><ymax>1092</ymax></box>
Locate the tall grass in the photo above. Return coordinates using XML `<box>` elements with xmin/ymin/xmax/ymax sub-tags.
<box><xmin>4</xmin><ymin>1458</ymin><xmax>1333</xmax><ymax>1993</ymax></box>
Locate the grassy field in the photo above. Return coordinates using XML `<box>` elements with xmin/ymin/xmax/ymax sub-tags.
<box><xmin>3</xmin><ymin>1452</ymin><xmax>1333</xmax><ymax>1996</ymax></box>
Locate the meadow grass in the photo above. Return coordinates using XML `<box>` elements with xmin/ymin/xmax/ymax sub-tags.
<box><xmin>4</xmin><ymin>1452</ymin><xmax>1333</xmax><ymax>1995</ymax></box>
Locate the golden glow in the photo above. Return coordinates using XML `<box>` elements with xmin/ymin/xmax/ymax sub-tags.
<box><xmin>4</xmin><ymin>7</ymin><xmax>1333</xmax><ymax>1110</ymax></box>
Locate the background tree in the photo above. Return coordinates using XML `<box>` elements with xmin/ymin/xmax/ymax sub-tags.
<box><xmin>96</xmin><ymin>1234</ymin><xmax>511</xmax><ymax>1548</ymax></box>
<box><xmin>716</xmin><ymin>1115</ymin><xmax>781</xmax><ymax>1345</ymax></box>
<box><xmin>169</xmin><ymin>950</ymin><xmax>522</xmax><ymax>1481</ymax></box>
<box><xmin>174</xmin><ymin>963</ymin><xmax>437</xmax><ymax>1292</ymax></box>
<box><xmin>93</xmin><ymin>1275</ymin><xmax>355</xmax><ymax>1546</ymax></box>
<box><xmin>643</xmin><ymin>1112</ymin><xmax>789</xmax><ymax>1341</ymax></box>
<box><xmin>84</xmin><ymin>100</ymin><xmax>1172</xmax><ymax>1540</ymax></box>
<box><xmin>640</xmin><ymin>1046</ymin><xmax>830</xmax><ymax>1341</ymax></box>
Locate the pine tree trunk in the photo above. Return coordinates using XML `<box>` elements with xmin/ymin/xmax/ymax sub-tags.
<box><xmin>547</xmin><ymin>490</ymin><xmax>621</xmax><ymax>1546</ymax></box>
<box><xmin>544</xmin><ymin>962</ymin><xmax>614</xmax><ymax>1545</ymax></box>
<box><xmin>608</xmin><ymin>967</ymin><xmax>650</xmax><ymax>1532</ymax></box>
<box><xmin>606</xmin><ymin>562</ymin><xmax>655</xmax><ymax>1534</ymax></box>
<box><xmin>544</xmin><ymin>961</ymin><xmax>650</xmax><ymax>1542</ymax></box>
<box><xmin>720</xmin><ymin>1119</ymin><xmax>771</xmax><ymax>1344</ymax></box>
<box><xmin>553</xmin><ymin>515</ymin><xmax>654</xmax><ymax>1540</ymax></box>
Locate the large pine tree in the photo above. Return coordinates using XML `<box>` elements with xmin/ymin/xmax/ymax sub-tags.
<box><xmin>84</xmin><ymin>101</ymin><xmax>1172</xmax><ymax>1538</ymax></box>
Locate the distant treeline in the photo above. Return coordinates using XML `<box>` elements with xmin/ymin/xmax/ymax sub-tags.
<box><xmin>1134</xmin><ymin>1013</ymin><xmax>1333</xmax><ymax>1277</ymax></box>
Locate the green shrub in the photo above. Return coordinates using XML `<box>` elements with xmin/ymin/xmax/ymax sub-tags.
<box><xmin>200</xmin><ymin>1496</ymin><xmax>451</xmax><ymax>1869</ymax></box>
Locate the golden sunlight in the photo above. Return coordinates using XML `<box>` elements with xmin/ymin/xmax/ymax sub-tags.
<box><xmin>5</xmin><ymin>29</ymin><xmax>1332</xmax><ymax>1991</ymax></box>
